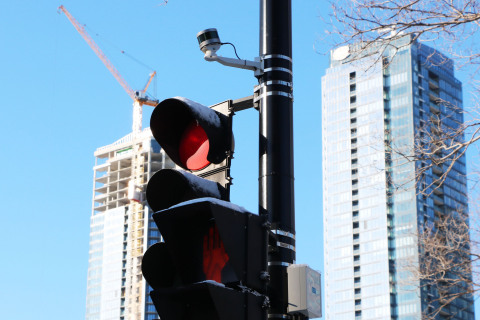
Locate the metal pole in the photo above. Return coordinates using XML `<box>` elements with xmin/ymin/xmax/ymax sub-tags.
<box><xmin>258</xmin><ymin>0</ymin><xmax>295</xmax><ymax>319</ymax></box>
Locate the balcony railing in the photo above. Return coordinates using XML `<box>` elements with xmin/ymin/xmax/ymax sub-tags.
<box><xmin>429</xmin><ymin>103</ymin><xmax>441</xmax><ymax>114</ymax></box>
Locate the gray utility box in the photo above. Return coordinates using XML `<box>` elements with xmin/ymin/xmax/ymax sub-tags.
<box><xmin>287</xmin><ymin>264</ymin><xmax>322</xmax><ymax>319</ymax></box>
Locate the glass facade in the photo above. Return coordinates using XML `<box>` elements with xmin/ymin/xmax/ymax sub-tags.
<box><xmin>86</xmin><ymin>207</ymin><xmax>124</xmax><ymax>320</ymax></box>
<box><xmin>322</xmin><ymin>38</ymin><xmax>473</xmax><ymax>319</ymax></box>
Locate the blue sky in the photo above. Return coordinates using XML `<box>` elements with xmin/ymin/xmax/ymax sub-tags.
<box><xmin>2</xmin><ymin>1</ymin><xmax>479</xmax><ymax>319</ymax></box>
<box><xmin>0</xmin><ymin>1</ymin><xmax>327</xmax><ymax>319</ymax></box>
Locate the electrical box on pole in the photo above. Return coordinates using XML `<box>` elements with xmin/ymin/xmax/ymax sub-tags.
<box><xmin>287</xmin><ymin>264</ymin><xmax>322</xmax><ymax>319</ymax></box>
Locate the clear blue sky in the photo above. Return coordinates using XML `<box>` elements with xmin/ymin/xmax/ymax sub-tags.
<box><xmin>1</xmin><ymin>1</ymin><xmax>478</xmax><ymax>320</ymax></box>
<box><xmin>0</xmin><ymin>1</ymin><xmax>328</xmax><ymax>319</ymax></box>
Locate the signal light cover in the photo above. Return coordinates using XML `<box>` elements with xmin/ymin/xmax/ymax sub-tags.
<box><xmin>146</xmin><ymin>169</ymin><xmax>225</xmax><ymax>212</ymax></box>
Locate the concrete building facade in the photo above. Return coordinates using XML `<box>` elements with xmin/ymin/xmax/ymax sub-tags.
<box><xmin>85</xmin><ymin>128</ymin><xmax>174</xmax><ymax>320</ymax></box>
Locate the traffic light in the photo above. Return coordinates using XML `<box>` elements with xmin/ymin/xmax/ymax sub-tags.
<box><xmin>142</xmin><ymin>97</ymin><xmax>267</xmax><ymax>320</ymax></box>
<box><xmin>149</xmin><ymin>97</ymin><xmax>234</xmax><ymax>197</ymax></box>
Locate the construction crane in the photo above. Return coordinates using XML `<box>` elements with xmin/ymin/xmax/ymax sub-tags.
<box><xmin>59</xmin><ymin>6</ymin><xmax>158</xmax><ymax>319</ymax></box>
<box><xmin>58</xmin><ymin>5</ymin><xmax>158</xmax><ymax>133</ymax></box>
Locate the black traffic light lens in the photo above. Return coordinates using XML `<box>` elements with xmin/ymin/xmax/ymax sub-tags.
<box><xmin>179</xmin><ymin>120</ymin><xmax>211</xmax><ymax>170</ymax></box>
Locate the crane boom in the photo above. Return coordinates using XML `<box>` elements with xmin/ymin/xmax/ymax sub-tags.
<box><xmin>59</xmin><ymin>5</ymin><xmax>159</xmax><ymax>133</ymax></box>
<box><xmin>143</xmin><ymin>71</ymin><xmax>156</xmax><ymax>94</ymax></box>
<box><xmin>58</xmin><ymin>5</ymin><xmax>137</xmax><ymax>101</ymax></box>
<box><xmin>136</xmin><ymin>71</ymin><xmax>158</xmax><ymax>106</ymax></box>
<box><xmin>59</xmin><ymin>6</ymin><xmax>159</xmax><ymax>317</ymax></box>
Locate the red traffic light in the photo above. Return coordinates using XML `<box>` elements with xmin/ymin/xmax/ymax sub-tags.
<box><xmin>179</xmin><ymin>120</ymin><xmax>210</xmax><ymax>170</ymax></box>
<box><xmin>150</xmin><ymin>97</ymin><xmax>233</xmax><ymax>171</ymax></box>
<box><xmin>143</xmin><ymin>97</ymin><xmax>264</xmax><ymax>319</ymax></box>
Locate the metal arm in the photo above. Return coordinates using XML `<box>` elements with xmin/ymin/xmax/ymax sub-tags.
<box><xmin>204</xmin><ymin>52</ymin><xmax>263</xmax><ymax>77</ymax></box>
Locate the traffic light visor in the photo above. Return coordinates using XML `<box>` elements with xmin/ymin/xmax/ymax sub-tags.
<box><xmin>146</xmin><ymin>169</ymin><xmax>223</xmax><ymax>212</ymax></box>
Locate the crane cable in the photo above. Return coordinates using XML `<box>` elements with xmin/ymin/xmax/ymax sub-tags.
<box><xmin>84</xmin><ymin>24</ymin><xmax>155</xmax><ymax>72</ymax></box>
<box><xmin>83</xmin><ymin>24</ymin><xmax>158</xmax><ymax>98</ymax></box>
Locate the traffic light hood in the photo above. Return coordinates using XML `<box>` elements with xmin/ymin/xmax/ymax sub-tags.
<box><xmin>146</xmin><ymin>169</ymin><xmax>225</xmax><ymax>212</ymax></box>
<box><xmin>150</xmin><ymin>97</ymin><xmax>233</xmax><ymax>170</ymax></box>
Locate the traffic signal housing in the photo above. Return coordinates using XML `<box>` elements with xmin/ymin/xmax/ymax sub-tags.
<box><xmin>142</xmin><ymin>97</ymin><xmax>267</xmax><ymax>320</ymax></box>
<box><xmin>142</xmin><ymin>199</ymin><xmax>266</xmax><ymax>320</ymax></box>
<box><xmin>145</xmin><ymin>168</ymin><xmax>225</xmax><ymax>213</ymax></box>
<box><xmin>150</xmin><ymin>97</ymin><xmax>233</xmax><ymax>170</ymax></box>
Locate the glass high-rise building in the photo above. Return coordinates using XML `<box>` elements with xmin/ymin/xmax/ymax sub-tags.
<box><xmin>322</xmin><ymin>37</ymin><xmax>473</xmax><ymax>319</ymax></box>
<box><xmin>85</xmin><ymin>128</ymin><xmax>174</xmax><ymax>320</ymax></box>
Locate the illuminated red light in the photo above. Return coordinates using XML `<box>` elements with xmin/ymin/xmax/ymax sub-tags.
<box><xmin>203</xmin><ymin>225</ymin><xmax>229</xmax><ymax>282</ymax></box>
<box><xmin>179</xmin><ymin>121</ymin><xmax>210</xmax><ymax>170</ymax></box>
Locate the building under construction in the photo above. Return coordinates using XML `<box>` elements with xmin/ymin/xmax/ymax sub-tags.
<box><xmin>57</xmin><ymin>6</ymin><xmax>176</xmax><ymax>319</ymax></box>
<box><xmin>85</xmin><ymin>128</ymin><xmax>174</xmax><ymax>320</ymax></box>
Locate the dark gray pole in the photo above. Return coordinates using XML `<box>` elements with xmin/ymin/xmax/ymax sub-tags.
<box><xmin>258</xmin><ymin>0</ymin><xmax>295</xmax><ymax>319</ymax></box>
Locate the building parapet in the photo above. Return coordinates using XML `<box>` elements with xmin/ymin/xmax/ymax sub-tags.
<box><xmin>94</xmin><ymin>128</ymin><xmax>153</xmax><ymax>156</ymax></box>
